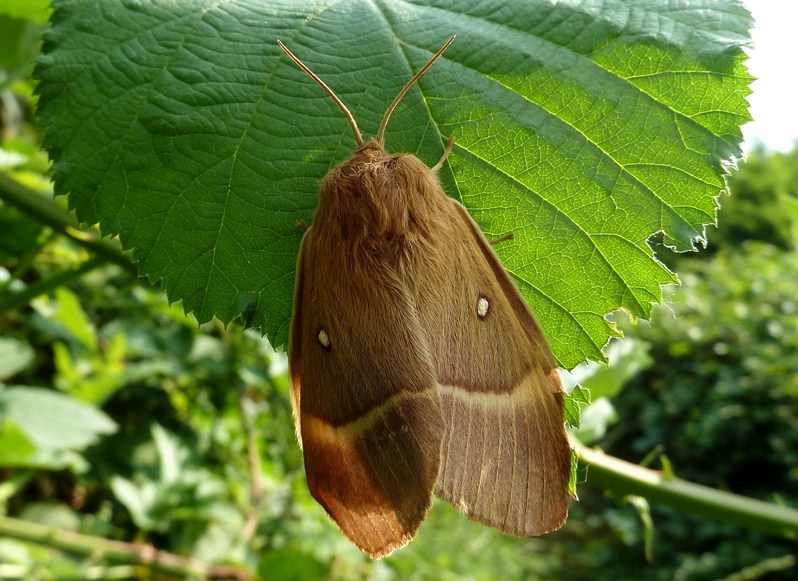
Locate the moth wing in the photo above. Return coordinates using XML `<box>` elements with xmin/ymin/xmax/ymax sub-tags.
<box><xmin>288</xmin><ymin>231</ymin><xmax>307</xmax><ymax>441</ymax></box>
<box><xmin>414</xmin><ymin>199</ymin><xmax>571</xmax><ymax>536</ymax></box>
<box><xmin>289</xmin><ymin>226</ymin><xmax>444</xmax><ymax>558</ymax></box>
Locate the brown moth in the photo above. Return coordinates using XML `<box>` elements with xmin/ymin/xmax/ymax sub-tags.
<box><xmin>280</xmin><ymin>37</ymin><xmax>571</xmax><ymax>558</ymax></box>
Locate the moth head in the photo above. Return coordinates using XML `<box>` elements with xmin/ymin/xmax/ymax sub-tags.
<box><xmin>277</xmin><ymin>37</ymin><xmax>455</xmax><ymax>150</ymax></box>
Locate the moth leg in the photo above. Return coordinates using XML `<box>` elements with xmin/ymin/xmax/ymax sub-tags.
<box><xmin>431</xmin><ymin>136</ymin><xmax>456</xmax><ymax>172</ymax></box>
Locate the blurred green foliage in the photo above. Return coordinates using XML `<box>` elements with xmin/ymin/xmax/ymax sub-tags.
<box><xmin>713</xmin><ymin>146</ymin><xmax>798</xmax><ymax>253</ymax></box>
<box><xmin>2</xmin><ymin>2</ymin><xmax>796</xmax><ymax>580</ymax></box>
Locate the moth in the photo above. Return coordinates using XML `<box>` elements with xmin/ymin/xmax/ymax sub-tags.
<box><xmin>280</xmin><ymin>37</ymin><xmax>571</xmax><ymax>558</ymax></box>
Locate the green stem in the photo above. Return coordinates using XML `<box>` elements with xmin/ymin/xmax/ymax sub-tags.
<box><xmin>0</xmin><ymin>515</ymin><xmax>252</xmax><ymax>580</ymax></box>
<box><xmin>0</xmin><ymin>172</ymin><xmax>136</xmax><ymax>275</ymax></box>
<box><xmin>0</xmin><ymin>256</ymin><xmax>105</xmax><ymax>314</ymax></box>
<box><xmin>574</xmin><ymin>440</ymin><xmax>798</xmax><ymax>539</ymax></box>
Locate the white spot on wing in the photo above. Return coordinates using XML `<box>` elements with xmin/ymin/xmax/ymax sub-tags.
<box><xmin>477</xmin><ymin>296</ymin><xmax>490</xmax><ymax>318</ymax></box>
<box><xmin>318</xmin><ymin>328</ymin><xmax>330</xmax><ymax>348</ymax></box>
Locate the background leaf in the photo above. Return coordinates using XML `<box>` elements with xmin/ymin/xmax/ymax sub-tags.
<box><xmin>0</xmin><ymin>337</ymin><xmax>35</xmax><ymax>380</ymax></box>
<box><xmin>0</xmin><ymin>386</ymin><xmax>116</xmax><ymax>449</ymax></box>
<box><xmin>35</xmin><ymin>0</ymin><xmax>751</xmax><ymax>366</ymax></box>
<box><xmin>0</xmin><ymin>1</ymin><xmax>51</xmax><ymax>24</ymax></box>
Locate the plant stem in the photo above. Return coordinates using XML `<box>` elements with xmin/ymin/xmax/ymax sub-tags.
<box><xmin>0</xmin><ymin>515</ymin><xmax>252</xmax><ymax>580</ymax></box>
<box><xmin>0</xmin><ymin>173</ymin><xmax>136</xmax><ymax>275</ymax></box>
<box><xmin>0</xmin><ymin>256</ymin><xmax>105</xmax><ymax>314</ymax></box>
<box><xmin>574</xmin><ymin>440</ymin><xmax>798</xmax><ymax>539</ymax></box>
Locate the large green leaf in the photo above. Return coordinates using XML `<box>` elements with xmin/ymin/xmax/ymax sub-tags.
<box><xmin>35</xmin><ymin>0</ymin><xmax>752</xmax><ymax>367</ymax></box>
